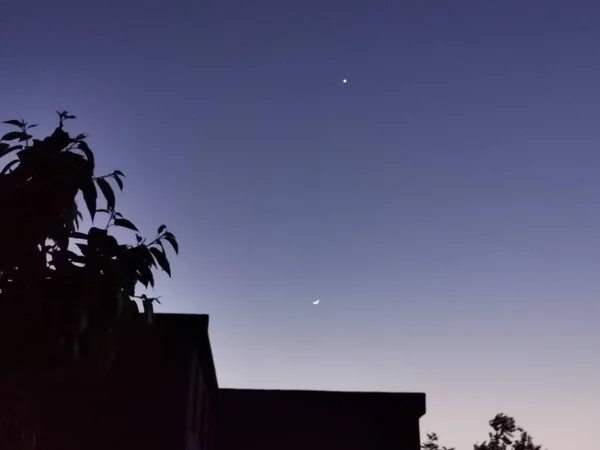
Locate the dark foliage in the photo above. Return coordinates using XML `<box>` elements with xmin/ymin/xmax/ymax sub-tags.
<box><xmin>0</xmin><ymin>112</ymin><xmax>179</xmax><ymax>378</ymax></box>
<box><xmin>422</xmin><ymin>432</ymin><xmax>455</xmax><ymax>450</ymax></box>
<box><xmin>422</xmin><ymin>413</ymin><xmax>545</xmax><ymax>450</ymax></box>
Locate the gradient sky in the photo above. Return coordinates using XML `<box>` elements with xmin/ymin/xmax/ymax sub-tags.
<box><xmin>2</xmin><ymin>0</ymin><xmax>600</xmax><ymax>448</ymax></box>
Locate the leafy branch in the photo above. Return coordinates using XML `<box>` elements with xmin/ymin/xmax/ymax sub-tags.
<box><xmin>0</xmin><ymin>111</ymin><xmax>180</xmax><ymax>378</ymax></box>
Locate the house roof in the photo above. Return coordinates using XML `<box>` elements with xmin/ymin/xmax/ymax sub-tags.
<box><xmin>218</xmin><ymin>388</ymin><xmax>426</xmax><ymax>417</ymax></box>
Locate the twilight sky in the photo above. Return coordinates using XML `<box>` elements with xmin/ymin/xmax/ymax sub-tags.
<box><xmin>2</xmin><ymin>0</ymin><xmax>600</xmax><ymax>448</ymax></box>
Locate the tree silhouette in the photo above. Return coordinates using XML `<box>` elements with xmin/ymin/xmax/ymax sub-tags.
<box><xmin>0</xmin><ymin>111</ymin><xmax>178</xmax><ymax>372</ymax></box>
<box><xmin>422</xmin><ymin>413</ymin><xmax>545</xmax><ymax>450</ymax></box>
<box><xmin>0</xmin><ymin>112</ymin><xmax>179</xmax><ymax>446</ymax></box>
<box><xmin>422</xmin><ymin>432</ymin><xmax>455</xmax><ymax>450</ymax></box>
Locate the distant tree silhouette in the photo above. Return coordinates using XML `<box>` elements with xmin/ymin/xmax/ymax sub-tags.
<box><xmin>422</xmin><ymin>413</ymin><xmax>545</xmax><ymax>450</ymax></box>
<box><xmin>422</xmin><ymin>432</ymin><xmax>455</xmax><ymax>450</ymax></box>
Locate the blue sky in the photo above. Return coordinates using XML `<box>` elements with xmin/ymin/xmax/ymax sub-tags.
<box><xmin>2</xmin><ymin>1</ymin><xmax>600</xmax><ymax>448</ymax></box>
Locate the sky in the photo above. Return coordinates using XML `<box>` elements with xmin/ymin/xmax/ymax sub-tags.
<box><xmin>1</xmin><ymin>0</ymin><xmax>599</xmax><ymax>448</ymax></box>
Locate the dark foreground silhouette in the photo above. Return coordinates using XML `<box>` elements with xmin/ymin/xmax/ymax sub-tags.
<box><xmin>0</xmin><ymin>113</ymin><xmax>178</xmax><ymax>448</ymax></box>
<box><xmin>0</xmin><ymin>313</ymin><xmax>426</xmax><ymax>450</ymax></box>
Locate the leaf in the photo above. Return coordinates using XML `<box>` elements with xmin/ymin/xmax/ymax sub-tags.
<box><xmin>0</xmin><ymin>144</ymin><xmax>23</xmax><ymax>160</ymax></box>
<box><xmin>96</xmin><ymin>178</ymin><xmax>116</xmax><ymax>211</ymax></box>
<box><xmin>163</xmin><ymin>232</ymin><xmax>179</xmax><ymax>255</ymax></box>
<box><xmin>26</xmin><ymin>124</ymin><xmax>38</xmax><ymax>129</ymax></box>
<box><xmin>75</xmin><ymin>211</ymin><xmax>82</xmax><ymax>229</ymax></box>
<box><xmin>135</xmin><ymin>234</ymin><xmax>143</xmax><ymax>244</ymax></box>
<box><xmin>138</xmin><ymin>246</ymin><xmax>156</xmax><ymax>269</ymax></box>
<box><xmin>114</xmin><ymin>170</ymin><xmax>125</xmax><ymax>178</ymax></box>
<box><xmin>66</xmin><ymin>251</ymin><xmax>86</xmax><ymax>264</ymax></box>
<box><xmin>88</xmin><ymin>226</ymin><xmax>107</xmax><ymax>236</ymax></box>
<box><xmin>77</xmin><ymin>141</ymin><xmax>95</xmax><ymax>169</ymax></box>
<box><xmin>0</xmin><ymin>160</ymin><xmax>18</xmax><ymax>175</ymax></box>
<box><xmin>18</xmin><ymin>134</ymin><xmax>32</xmax><ymax>142</ymax></box>
<box><xmin>76</xmin><ymin>243</ymin><xmax>88</xmax><ymax>255</ymax></box>
<box><xmin>81</xmin><ymin>178</ymin><xmax>98</xmax><ymax>222</ymax></box>
<box><xmin>1</xmin><ymin>131</ymin><xmax>24</xmax><ymax>142</ymax></box>
<box><xmin>70</xmin><ymin>232</ymin><xmax>88</xmax><ymax>240</ymax></box>
<box><xmin>114</xmin><ymin>218</ymin><xmax>139</xmax><ymax>232</ymax></box>
<box><xmin>150</xmin><ymin>247</ymin><xmax>171</xmax><ymax>277</ymax></box>
<box><xmin>157</xmin><ymin>224</ymin><xmax>166</xmax><ymax>234</ymax></box>
<box><xmin>148</xmin><ymin>268</ymin><xmax>155</xmax><ymax>288</ymax></box>
<box><xmin>137</xmin><ymin>264</ymin><xmax>154</xmax><ymax>288</ymax></box>
<box><xmin>2</xmin><ymin>119</ymin><xmax>24</xmax><ymax>127</ymax></box>
<box><xmin>113</xmin><ymin>173</ymin><xmax>124</xmax><ymax>190</ymax></box>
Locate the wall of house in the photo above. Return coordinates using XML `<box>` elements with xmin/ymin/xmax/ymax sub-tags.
<box><xmin>0</xmin><ymin>369</ymin><xmax>189</xmax><ymax>450</ymax></box>
<box><xmin>185</xmin><ymin>350</ymin><xmax>217</xmax><ymax>450</ymax></box>
<box><xmin>216</xmin><ymin>389</ymin><xmax>425</xmax><ymax>450</ymax></box>
<box><xmin>0</xmin><ymin>314</ymin><xmax>219</xmax><ymax>450</ymax></box>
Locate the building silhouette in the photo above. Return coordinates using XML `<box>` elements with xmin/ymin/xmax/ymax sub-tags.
<box><xmin>0</xmin><ymin>313</ymin><xmax>426</xmax><ymax>449</ymax></box>
<box><xmin>217</xmin><ymin>388</ymin><xmax>425</xmax><ymax>450</ymax></box>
